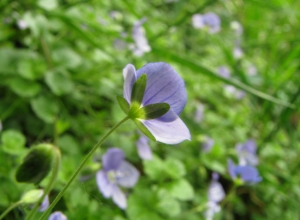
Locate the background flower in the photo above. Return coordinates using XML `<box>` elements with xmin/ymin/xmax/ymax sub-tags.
<box><xmin>236</xmin><ymin>139</ymin><xmax>259</xmax><ymax>166</ymax></box>
<box><xmin>48</xmin><ymin>211</ymin><xmax>67</xmax><ymax>220</ymax></box>
<box><xmin>96</xmin><ymin>148</ymin><xmax>139</xmax><ymax>209</ymax></box>
<box><xmin>136</xmin><ymin>135</ymin><xmax>152</xmax><ymax>160</ymax></box>
<box><xmin>192</xmin><ymin>12</ymin><xmax>221</xmax><ymax>33</ymax></box>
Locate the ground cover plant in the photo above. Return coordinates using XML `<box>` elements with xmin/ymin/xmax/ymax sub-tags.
<box><xmin>1</xmin><ymin>0</ymin><xmax>300</xmax><ymax>219</ymax></box>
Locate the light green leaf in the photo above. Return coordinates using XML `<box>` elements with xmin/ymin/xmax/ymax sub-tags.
<box><xmin>8</xmin><ymin>78</ymin><xmax>41</xmax><ymax>98</ymax></box>
<box><xmin>30</xmin><ymin>95</ymin><xmax>59</xmax><ymax>123</ymax></box>
<box><xmin>117</xmin><ymin>95</ymin><xmax>130</xmax><ymax>114</ymax></box>
<box><xmin>1</xmin><ymin>130</ymin><xmax>26</xmax><ymax>155</ymax></box>
<box><xmin>156</xmin><ymin>197</ymin><xmax>181</xmax><ymax>217</ymax></box>
<box><xmin>164</xmin><ymin>158</ymin><xmax>186</xmax><ymax>179</ymax></box>
<box><xmin>165</xmin><ymin>179</ymin><xmax>194</xmax><ymax>201</ymax></box>
<box><xmin>45</xmin><ymin>70</ymin><xmax>74</xmax><ymax>95</ymax></box>
<box><xmin>143</xmin><ymin>155</ymin><xmax>164</xmax><ymax>180</ymax></box>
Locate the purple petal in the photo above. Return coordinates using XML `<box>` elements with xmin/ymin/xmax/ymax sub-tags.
<box><xmin>218</xmin><ymin>66</ymin><xmax>230</xmax><ymax>78</ymax></box>
<box><xmin>227</xmin><ymin>159</ymin><xmax>237</xmax><ymax>179</ymax></box>
<box><xmin>203</xmin><ymin>12</ymin><xmax>221</xmax><ymax>33</ymax></box>
<box><xmin>123</xmin><ymin>64</ymin><xmax>137</xmax><ymax>103</ymax></box>
<box><xmin>136</xmin><ymin>136</ymin><xmax>152</xmax><ymax>160</ymax></box>
<box><xmin>142</xmin><ymin>116</ymin><xmax>190</xmax><ymax>144</ymax></box>
<box><xmin>116</xmin><ymin>161</ymin><xmax>140</xmax><ymax>188</ymax></box>
<box><xmin>48</xmin><ymin>211</ymin><xmax>67</xmax><ymax>220</ymax></box>
<box><xmin>208</xmin><ymin>181</ymin><xmax>225</xmax><ymax>203</ymax></box>
<box><xmin>192</xmin><ymin>14</ymin><xmax>205</xmax><ymax>29</ymax></box>
<box><xmin>96</xmin><ymin>170</ymin><xmax>113</xmax><ymax>198</ymax></box>
<box><xmin>102</xmin><ymin>148</ymin><xmax>124</xmax><ymax>171</ymax></box>
<box><xmin>132</xmin><ymin>18</ymin><xmax>151</xmax><ymax>57</ymax></box>
<box><xmin>238</xmin><ymin>166</ymin><xmax>262</xmax><ymax>183</ymax></box>
<box><xmin>112</xmin><ymin>185</ymin><xmax>127</xmax><ymax>209</ymax></box>
<box><xmin>136</xmin><ymin>62</ymin><xmax>187</xmax><ymax>118</ymax></box>
<box><xmin>39</xmin><ymin>195</ymin><xmax>49</xmax><ymax>212</ymax></box>
<box><xmin>202</xmin><ymin>137</ymin><xmax>214</xmax><ymax>152</ymax></box>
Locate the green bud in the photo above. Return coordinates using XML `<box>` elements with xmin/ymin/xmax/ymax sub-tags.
<box><xmin>21</xmin><ymin>189</ymin><xmax>44</xmax><ymax>204</ymax></box>
<box><xmin>16</xmin><ymin>143</ymin><xmax>57</xmax><ymax>184</ymax></box>
<box><xmin>131</xmin><ymin>74</ymin><xmax>147</xmax><ymax>104</ymax></box>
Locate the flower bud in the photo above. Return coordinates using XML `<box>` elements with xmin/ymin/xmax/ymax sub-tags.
<box><xmin>21</xmin><ymin>189</ymin><xmax>44</xmax><ymax>204</ymax></box>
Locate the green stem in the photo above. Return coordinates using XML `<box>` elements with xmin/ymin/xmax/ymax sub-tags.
<box><xmin>39</xmin><ymin>116</ymin><xmax>130</xmax><ymax>220</ymax></box>
<box><xmin>26</xmin><ymin>147</ymin><xmax>61</xmax><ymax>220</ymax></box>
<box><xmin>0</xmin><ymin>200</ymin><xmax>23</xmax><ymax>220</ymax></box>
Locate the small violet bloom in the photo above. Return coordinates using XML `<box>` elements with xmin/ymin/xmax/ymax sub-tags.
<box><xmin>0</xmin><ymin>120</ymin><xmax>2</xmax><ymax>132</ymax></box>
<box><xmin>48</xmin><ymin>211</ymin><xmax>67</xmax><ymax>220</ymax></box>
<box><xmin>96</xmin><ymin>148</ymin><xmax>139</xmax><ymax>209</ymax></box>
<box><xmin>121</xmin><ymin>62</ymin><xmax>190</xmax><ymax>144</ymax></box>
<box><xmin>228</xmin><ymin>159</ymin><xmax>262</xmax><ymax>184</ymax></box>
<box><xmin>136</xmin><ymin>135</ymin><xmax>152</xmax><ymax>160</ymax></box>
<box><xmin>205</xmin><ymin>173</ymin><xmax>225</xmax><ymax>220</ymax></box>
<box><xmin>131</xmin><ymin>17</ymin><xmax>151</xmax><ymax>56</ymax></box>
<box><xmin>39</xmin><ymin>195</ymin><xmax>49</xmax><ymax>212</ymax></box>
<box><xmin>236</xmin><ymin>139</ymin><xmax>258</xmax><ymax>166</ymax></box>
<box><xmin>17</xmin><ymin>20</ymin><xmax>28</xmax><ymax>30</ymax></box>
<box><xmin>192</xmin><ymin>12</ymin><xmax>221</xmax><ymax>34</ymax></box>
<box><xmin>194</xmin><ymin>103</ymin><xmax>204</xmax><ymax>123</ymax></box>
<box><xmin>202</xmin><ymin>136</ymin><xmax>214</xmax><ymax>153</ymax></box>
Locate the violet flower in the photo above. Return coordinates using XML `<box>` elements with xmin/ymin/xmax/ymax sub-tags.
<box><xmin>0</xmin><ymin>120</ymin><xmax>2</xmax><ymax>132</ymax></box>
<box><xmin>120</xmin><ymin>62</ymin><xmax>190</xmax><ymax>144</ymax></box>
<box><xmin>194</xmin><ymin>103</ymin><xmax>204</xmax><ymax>123</ymax></box>
<box><xmin>228</xmin><ymin>159</ymin><xmax>262</xmax><ymax>184</ymax></box>
<box><xmin>131</xmin><ymin>17</ymin><xmax>151</xmax><ymax>56</ymax></box>
<box><xmin>96</xmin><ymin>148</ymin><xmax>139</xmax><ymax>209</ymax></box>
<box><xmin>205</xmin><ymin>173</ymin><xmax>225</xmax><ymax>220</ymax></box>
<box><xmin>236</xmin><ymin>139</ymin><xmax>258</xmax><ymax>166</ymax></box>
<box><xmin>192</xmin><ymin>12</ymin><xmax>221</xmax><ymax>34</ymax></box>
<box><xmin>48</xmin><ymin>211</ymin><xmax>67</xmax><ymax>220</ymax></box>
<box><xmin>136</xmin><ymin>135</ymin><xmax>152</xmax><ymax>160</ymax></box>
<box><xmin>202</xmin><ymin>136</ymin><xmax>214</xmax><ymax>153</ymax></box>
<box><xmin>39</xmin><ymin>195</ymin><xmax>49</xmax><ymax>212</ymax></box>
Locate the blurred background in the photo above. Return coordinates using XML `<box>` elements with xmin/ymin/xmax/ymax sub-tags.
<box><xmin>1</xmin><ymin>0</ymin><xmax>300</xmax><ymax>219</ymax></box>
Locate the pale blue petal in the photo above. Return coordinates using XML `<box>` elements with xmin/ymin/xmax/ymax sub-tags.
<box><xmin>116</xmin><ymin>161</ymin><xmax>140</xmax><ymax>188</ymax></box>
<box><xmin>227</xmin><ymin>159</ymin><xmax>236</xmax><ymax>179</ymax></box>
<box><xmin>39</xmin><ymin>195</ymin><xmax>49</xmax><ymax>212</ymax></box>
<box><xmin>142</xmin><ymin>116</ymin><xmax>190</xmax><ymax>144</ymax></box>
<box><xmin>136</xmin><ymin>62</ymin><xmax>187</xmax><ymax>117</ymax></box>
<box><xmin>102</xmin><ymin>148</ymin><xmax>124</xmax><ymax>171</ymax></box>
<box><xmin>48</xmin><ymin>211</ymin><xmax>67</xmax><ymax>220</ymax></box>
<box><xmin>96</xmin><ymin>170</ymin><xmax>113</xmax><ymax>198</ymax></box>
<box><xmin>136</xmin><ymin>136</ymin><xmax>152</xmax><ymax>160</ymax></box>
<box><xmin>238</xmin><ymin>166</ymin><xmax>262</xmax><ymax>183</ymax></box>
<box><xmin>208</xmin><ymin>181</ymin><xmax>225</xmax><ymax>203</ymax></box>
<box><xmin>112</xmin><ymin>185</ymin><xmax>127</xmax><ymax>209</ymax></box>
<box><xmin>123</xmin><ymin>64</ymin><xmax>137</xmax><ymax>103</ymax></box>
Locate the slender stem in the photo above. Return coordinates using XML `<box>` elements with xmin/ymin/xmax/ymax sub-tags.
<box><xmin>39</xmin><ymin>116</ymin><xmax>130</xmax><ymax>220</ymax></box>
<box><xmin>26</xmin><ymin>147</ymin><xmax>61</xmax><ymax>220</ymax></box>
<box><xmin>0</xmin><ymin>200</ymin><xmax>23</xmax><ymax>220</ymax></box>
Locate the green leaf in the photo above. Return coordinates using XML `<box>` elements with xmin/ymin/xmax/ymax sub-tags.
<box><xmin>152</xmin><ymin>45</ymin><xmax>295</xmax><ymax>108</ymax></box>
<box><xmin>30</xmin><ymin>95</ymin><xmax>59</xmax><ymax>123</ymax></box>
<box><xmin>164</xmin><ymin>158</ymin><xmax>186</xmax><ymax>179</ymax></box>
<box><xmin>1</xmin><ymin>130</ymin><xmax>26</xmax><ymax>155</ymax></box>
<box><xmin>137</xmin><ymin>103</ymin><xmax>170</xmax><ymax>119</ymax></box>
<box><xmin>16</xmin><ymin>143</ymin><xmax>55</xmax><ymax>184</ymax></box>
<box><xmin>117</xmin><ymin>95</ymin><xmax>130</xmax><ymax>114</ymax></box>
<box><xmin>133</xmin><ymin>119</ymin><xmax>155</xmax><ymax>142</ymax></box>
<box><xmin>165</xmin><ymin>179</ymin><xmax>194</xmax><ymax>201</ymax></box>
<box><xmin>45</xmin><ymin>70</ymin><xmax>74</xmax><ymax>95</ymax></box>
<box><xmin>156</xmin><ymin>197</ymin><xmax>181</xmax><ymax>217</ymax></box>
<box><xmin>143</xmin><ymin>155</ymin><xmax>165</xmax><ymax>180</ymax></box>
<box><xmin>8</xmin><ymin>78</ymin><xmax>41</xmax><ymax>98</ymax></box>
<box><xmin>131</xmin><ymin>74</ymin><xmax>147</xmax><ymax>104</ymax></box>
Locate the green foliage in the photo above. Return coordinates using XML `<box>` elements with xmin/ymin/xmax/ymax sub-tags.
<box><xmin>1</xmin><ymin>0</ymin><xmax>300</xmax><ymax>219</ymax></box>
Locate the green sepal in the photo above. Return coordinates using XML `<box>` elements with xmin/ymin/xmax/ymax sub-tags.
<box><xmin>131</xmin><ymin>74</ymin><xmax>147</xmax><ymax>104</ymax></box>
<box><xmin>133</xmin><ymin>119</ymin><xmax>156</xmax><ymax>142</ymax></box>
<box><xmin>15</xmin><ymin>143</ymin><xmax>55</xmax><ymax>184</ymax></box>
<box><xmin>137</xmin><ymin>103</ymin><xmax>170</xmax><ymax>119</ymax></box>
<box><xmin>21</xmin><ymin>189</ymin><xmax>44</xmax><ymax>204</ymax></box>
<box><xmin>117</xmin><ymin>95</ymin><xmax>130</xmax><ymax>114</ymax></box>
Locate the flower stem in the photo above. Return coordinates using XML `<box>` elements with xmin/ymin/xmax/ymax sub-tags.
<box><xmin>39</xmin><ymin>116</ymin><xmax>130</xmax><ymax>220</ymax></box>
<box><xmin>0</xmin><ymin>200</ymin><xmax>22</xmax><ymax>220</ymax></box>
<box><xmin>26</xmin><ymin>147</ymin><xmax>61</xmax><ymax>220</ymax></box>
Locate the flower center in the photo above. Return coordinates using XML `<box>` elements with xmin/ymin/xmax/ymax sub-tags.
<box><xmin>128</xmin><ymin>102</ymin><xmax>145</xmax><ymax>119</ymax></box>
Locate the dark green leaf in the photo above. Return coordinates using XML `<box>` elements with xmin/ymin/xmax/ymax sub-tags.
<box><xmin>133</xmin><ymin>119</ymin><xmax>155</xmax><ymax>142</ymax></box>
<box><xmin>117</xmin><ymin>95</ymin><xmax>130</xmax><ymax>114</ymax></box>
<box><xmin>131</xmin><ymin>74</ymin><xmax>147</xmax><ymax>104</ymax></box>
<box><xmin>137</xmin><ymin>103</ymin><xmax>170</xmax><ymax>119</ymax></box>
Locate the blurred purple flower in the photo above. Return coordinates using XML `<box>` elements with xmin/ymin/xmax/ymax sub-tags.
<box><xmin>236</xmin><ymin>139</ymin><xmax>258</xmax><ymax>166</ymax></box>
<box><xmin>218</xmin><ymin>66</ymin><xmax>231</xmax><ymax>78</ymax></box>
<box><xmin>39</xmin><ymin>195</ymin><xmax>49</xmax><ymax>212</ymax></box>
<box><xmin>228</xmin><ymin>159</ymin><xmax>262</xmax><ymax>184</ymax></box>
<box><xmin>0</xmin><ymin>120</ymin><xmax>2</xmax><ymax>132</ymax></box>
<box><xmin>192</xmin><ymin>12</ymin><xmax>221</xmax><ymax>34</ymax></box>
<box><xmin>248</xmin><ymin>64</ymin><xmax>257</xmax><ymax>76</ymax></box>
<box><xmin>96</xmin><ymin>148</ymin><xmax>139</xmax><ymax>209</ymax></box>
<box><xmin>205</xmin><ymin>173</ymin><xmax>225</xmax><ymax>220</ymax></box>
<box><xmin>131</xmin><ymin>17</ymin><xmax>151</xmax><ymax>56</ymax></box>
<box><xmin>17</xmin><ymin>20</ymin><xmax>28</xmax><ymax>30</ymax></box>
<box><xmin>136</xmin><ymin>135</ymin><xmax>152</xmax><ymax>160</ymax></box>
<box><xmin>48</xmin><ymin>211</ymin><xmax>67</xmax><ymax>220</ymax></box>
<box><xmin>233</xmin><ymin>46</ymin><xmax>243</xmax><ymax>59</ymax></box>
<box><xmin>202</xmin><ymin>137</ymin><xmax>214</xmax><ymax>152</ymax></box>
<box><xmin>123</xmin><ymin>62</ymin><xmax>190</xmax><ymax>144</ymax></box>
<box><xmin>194</xmin><ymin>103</ymin><xmax>204</xmax><ymax>123</ymax></box>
